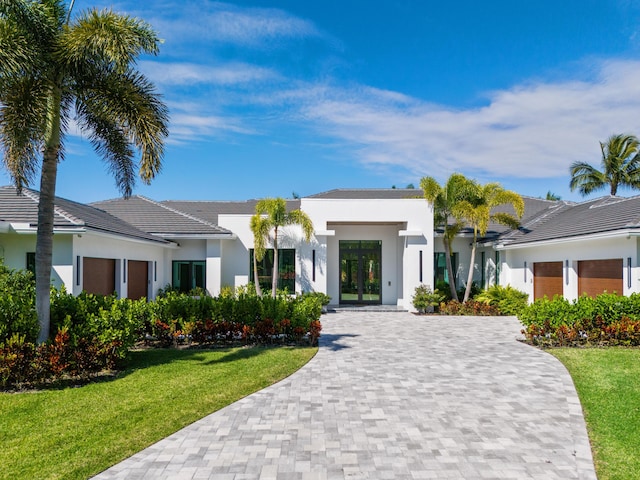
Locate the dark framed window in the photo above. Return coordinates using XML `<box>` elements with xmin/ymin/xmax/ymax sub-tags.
<box><xmin>172</xmin><ymin>261</ymin><xmax>206</xmax><ymax>293</ymax></box>
<box><xmin>249</xmin><ymin>249</ymin><xmax>295</xmax><ymax>293</ymax></box>
<box><xmin>26</xmin><ymin>252</ymin><xmax>35</xmax><ymax>274</ymax></box>
<box><xmin>434</xmin><ymin>252</ymin><xmax>459</xmax><ymax>287</ymax></box>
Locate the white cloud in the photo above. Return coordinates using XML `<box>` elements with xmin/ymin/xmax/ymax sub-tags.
<box><xmin>140</xmin><ymin>61</ymin><xmax>278</xmax><ymax>86</ymax></box>
<box><xmin>147</xmin><ymin>1</ymin><xmax>323</xmax><ymax>48</ymax></box>
<box><xmin>292</xmin><ymin>59</ymin><xmax>640</xmax><ymax>181</ymax></box>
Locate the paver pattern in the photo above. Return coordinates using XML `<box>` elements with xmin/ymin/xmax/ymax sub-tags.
<box><xmin>94</xmin><ymin>312</ymin><xmax>596</xmax><ymax>479</ymax></box>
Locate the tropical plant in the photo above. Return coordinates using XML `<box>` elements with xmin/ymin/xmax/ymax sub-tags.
<box><xmin>453</xmin><ymin>181</ymin><xmax>524</xmax><ymax>303</ymax></box>
<box><xmin>250</xmin><ymin>198</ymin><xmax>314</xmax><ymax>298</ymax></box>
<box><xmin>411</xmin><ymin>284</ymin><xmax>445</xmax><ymax>313</ymax></box>
<box><xmin>0</xmin><ymin>1</ymin><xmax>169</xmax><ymax>342</ymax></box>
<box><xmin>420</xmin><ymin>174</ymin><xmax>476</xmax><ymax>300</ymax></box>
<box><xmin>474</xmin><ymin>284</ymin><xmax>528</xmax><ymax>316</ymax></box>
<box><xmin>569</xmin><ymin>134</ymin><xmax>640</xmax><ymax>196</ymax></box>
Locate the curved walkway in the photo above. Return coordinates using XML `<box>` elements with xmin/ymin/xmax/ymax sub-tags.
<box><xmin>94</xmin><ymin>312</ymin><xmax>596</xmax><ymax>479</ymax></box>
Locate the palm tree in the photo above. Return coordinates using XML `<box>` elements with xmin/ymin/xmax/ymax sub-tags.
<box><xmin>454</xmin><ymin>182</ymin><xmax>524</xmax><ymax>303</ymax></box>
<box><xmin>0</xmin><ymin>1</ymin><xmax>168</xmax><ymax>342</ymax></box>
<box><xmin>570</xmin><ymin>134</ymin><xmax>640</xmax><ymax>196</ymax></box>
<box><xmin>420</xmin><ymin>174</ymin><xmax>475</xmax><ymax>300</ymax></box>
<box><xmin>250</xmin><ymin>198</ymin><xmax>314</xmax><ymax>298</ymax></box>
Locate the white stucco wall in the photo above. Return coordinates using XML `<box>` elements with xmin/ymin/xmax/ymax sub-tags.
<box><xmin>499</xmin><ymin>234</ymin><xmax>640</xmax><ymax>302</ymax></box>
<box><xmin>0</xmin><ymin>232</ymin><xmax>72</xmax><ymax>289</ymax></box>
<box><xmin>301</xmin><ymin>197</ymin><xmax>433</xmax><ymax>309</ymax></box>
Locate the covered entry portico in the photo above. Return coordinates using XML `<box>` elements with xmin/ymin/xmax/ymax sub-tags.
<box><xmin>300</xmin><ymin>189</ymin><xmax>433</xmax><ymax>310</ymax></box>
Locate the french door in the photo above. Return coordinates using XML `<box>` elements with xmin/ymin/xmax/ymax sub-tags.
<box><xmin>339</xmin><ymin>240</ymin><xmax>382</xmax><ymax>304</ymax></box>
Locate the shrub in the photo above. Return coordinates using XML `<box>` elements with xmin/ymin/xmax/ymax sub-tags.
<box><xmin>519</xmin><ymin>292</ymin><xmax>640</xmax><ymax>347</ymax></box>
<box><xmin>474</xmin><ymin>285</ymin><xmax>528</xmax><ymax>316</ymax></box>
<box><xmin>0</xmin><ymin>264</ymin><xmax>38</xmax><ymax>343</ymax></box>
<box><xmin>439</xmin><ymin>300</ymin><xmax>501</xmax><ymax>316</ymax></box>
<box><xmin>412</xmin><ymin>284</ymin><xmax>446</xmax><ymax>313</ymax></box>
<box><xmin>300</xmin><ymin>291</ymin><xmax>331</xmax><ymax>306</ymax></box>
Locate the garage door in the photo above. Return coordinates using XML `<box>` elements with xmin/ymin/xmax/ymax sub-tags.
<box><xmin>128</xmin><ymin>260</ymin><xmax>149</xmax><ymax>300</ymax></box>
<box><xmin>534</xmin><ymin>261</ymin><xmax>563</xmax><ymax>300</ymax></box>
<box><xmin>83</xmin><ymin>257</ymin><xmax>116</xmax><ymax>296</ymax></box>
<box><xmin>578</xmin><ymin>259</ymin><xmax>623</xmax><ymax>297</ymax></box>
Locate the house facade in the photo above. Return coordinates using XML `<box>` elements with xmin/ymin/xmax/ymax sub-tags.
<box><xmin>2</xmin><ymin>185</ymin><xmax>640</xmax><ymax>308</ymax></box>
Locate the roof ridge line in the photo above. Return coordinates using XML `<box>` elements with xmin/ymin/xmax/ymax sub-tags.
<box><xmin>138</xmin><ymin>196</ymin><xmax>223</xmax><ymax>228</ymax></box>
<box><xmin>22</xmin><ymin>189</ymin><xmax>85</xmax><ymax>226</ymax></box>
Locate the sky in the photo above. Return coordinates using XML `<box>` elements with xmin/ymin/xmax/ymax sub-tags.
<box><xmin>3</xmin><ymin>0</ymin><xmax>640</xmax><ymax>203</ymax></box>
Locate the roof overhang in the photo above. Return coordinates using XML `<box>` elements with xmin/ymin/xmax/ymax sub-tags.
<box><xmin>399</xmin><ymin>230</ymin><xmax>424</xmax><ymax>237</ymax></box>
<box><xmin>9</xmin><ymin>223</ymin><xmax>86</xmax><ymax>235</ymax></box>
<box><xmin>496</xmin><ymin>229</ymin><xmax>640</xmax><ymax>250</ymax></box>
<box><xmin>154</xmin><ymin>233</ymin><xmax>237</xmax><ymax>240</ymax></box>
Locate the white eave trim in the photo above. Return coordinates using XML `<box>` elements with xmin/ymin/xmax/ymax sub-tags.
<box><xmin>10</xmin><ymin>223</ymin><xmax>87</xmax><ymax>235</ymax></box>
<box><xmin>314</xmin><ymin>230</ymin><xmax>335</xmax><ymax>236</ymax></box>
<box><xmin>155</xmin><ymin>233</ymin><xmax>237</xmax><ymax>240</ymax></box>
<box><xmin>399</xmin><ymin>230</ymin><xmax>424</xmax><ymax>237</ymax></box>
<box><xmin>496</xmin><ymin>229</ymin><xmax>640</xmax><ymax>250</ymax></box>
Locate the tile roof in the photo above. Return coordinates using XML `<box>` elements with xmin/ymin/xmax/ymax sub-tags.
<box><xmin>161</xmin><ymin>199</ymin><xmax>301</xmax><ymax>225</ymax></box>
<box><xmin>304</xmin><ymin>188</ymin><xmax>422</xmax><ymax>200</ymax></box>
<box><xmin>0</xmin><ymin>186</ymin><xmax>169</xmax><ymax>244</ymax></box>
<box><xmin>92</xmin><ymin>196</ymin><xmax>232</xmax><ymax>236</ymax></box>
<box><xmin>499</xmin><ymin>195</ymin><xmax>640</xmax><ymax>245</ymax></box>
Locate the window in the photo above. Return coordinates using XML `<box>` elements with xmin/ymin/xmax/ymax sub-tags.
<box><xmin>172</xmin><ymin>261</ymin><xmax>205</xmax><ymax>293</ymax></box>
<box><xmin>434</xmin><ymin>252</ymin><xmax>458</xmax><ymax>287</ymax></box>
<box><xmin>26</xmin><ymin>252</ymin><xmax>35</xmax><ymax>274</ymax></box>
<box><xmin>249</xmin><ymin>249</ymin><xmax>295</xmax><ymax>293</ymax></box>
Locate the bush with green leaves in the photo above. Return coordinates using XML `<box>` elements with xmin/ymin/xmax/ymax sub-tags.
<box><xmin>412</xmin><ymin>284</ymin><xmax>446</xmax><ymax>313</ymax></box>
<box><xmin>0</xmin><ymin>263</ymin><xmax>38</xmax><ymax>343</ymax></box>
<box><xmin>519</xmin><ymin>292</ymin><xmax>640</xmax><ymax>347</ymax></box>
<box><xmin>474</xmin><ymin>285</ymin><xmax>528</xmax><ymax>316</ymax></box>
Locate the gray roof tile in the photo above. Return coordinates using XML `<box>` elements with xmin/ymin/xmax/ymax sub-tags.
<box><xmin>0</xmin><ymin>186</ymin><xmax>169</xmax><ymax>244</ymax></box>
<box><xmin>305</xmin><ymin>188</ymin><xmax>421</xmax><ymax>200</ymax></box>
<box><xmin>500</xmin><ymin>195</ymin><xmax>640</xmax><ymax>245</ymax></box>
<box><xmin>92</xmin><ymin>196</ymin><xmax>232</xmax><ymax>235</ymax></box>
<box><xmin>161</xmin><ymin>199</ymin><xmax>301</xmax><ymax>225</ymax></box>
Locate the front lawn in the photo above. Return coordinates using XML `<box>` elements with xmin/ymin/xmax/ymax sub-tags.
<box><xmin>551</xmin><ymin>348</ymin><xmax>640</xmax><ymax>480</ymax></box>
<box><xmin>0</xmin><ymin>346</ymin><xmax>316</xmax><ymax>480</ymax></box>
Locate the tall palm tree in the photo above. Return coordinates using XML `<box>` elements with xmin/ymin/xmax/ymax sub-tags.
<box><xmin>0</xmin><ymin>1</ymin><xmax>168</xmax><ymax>342</ymax></box>
<box><xmin>250</xmin><ymin>198</ymin><xmax>314</xmax><ymax>298</ymax></box>
<box><xmin>420</xmin><ymin>174</ymin><xmax>475</xmax><ymax>300</ymax></box>
<box><xmin>454</xmin><ymin>182</ymin><xmax>524</xmax><ymax>303</ymax></box>
<box><xmin>570</xmin><ymin>134</ymin><xmax>640</xmax><ymax>196</ymax></box>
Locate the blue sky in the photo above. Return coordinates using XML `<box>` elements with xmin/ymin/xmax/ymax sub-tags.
<box><xmin>4</xmin><ymin>0</ymin><xmax>640</xmax><ymax>203</ymax></box>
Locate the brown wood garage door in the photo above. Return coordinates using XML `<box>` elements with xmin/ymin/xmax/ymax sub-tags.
<box><xmin>128</xmin><ymin>260</ymin><xmax>149</xmax><ymax>300</ymax></box>
<box><xmin>578</xmin><ymin>259</ymin><xmax>623</xmax><ymax>297</ymax></box>
<box><xmin>534</xmin><ymin>261</ymin><xmax>563</xmax><ymax>300</ymax></box>
<box><xmin>83</xmin><ymin>257</ymin><xmax>116</xmax><ymax>296</ymax></box>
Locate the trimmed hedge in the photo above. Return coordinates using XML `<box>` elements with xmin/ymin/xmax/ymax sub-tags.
<box><xmin>518</xmin><ymin>293</ymin><xmax>640</xmax><ymax>347</ymax></box>
<box><xmin>1</xmin><ymin>271</ymin><xmax>323</xmax><ymax>389</ymax></box>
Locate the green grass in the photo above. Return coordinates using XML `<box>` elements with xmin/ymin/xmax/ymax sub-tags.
<box><xmin>0</xmin><ymin>346</ymin><xmax>317</xmax><ymax>480</ymax></box>
<box><xmin>551</xmin><ymin>348</ymin><xmax>640</xmax><ymax>480</ymax></box>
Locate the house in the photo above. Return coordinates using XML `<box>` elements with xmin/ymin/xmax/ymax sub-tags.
<box><xmin>2</xmin><ymin>184</ymin><xmax>639</xmax><ymax>307</ymax></box>
<box><xmin>0</xmin><ymin>186</ymin><xmax>173</xmax><ymax>299</ymax></box>
<box><xmin>1</xmin><ymin>187</ymin><xmax>431</xmax><ymax>309</ymax></box>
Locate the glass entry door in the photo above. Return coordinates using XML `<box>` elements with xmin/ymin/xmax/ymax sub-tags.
<box><xmin>339</xmin><ymin>240</ymin><xmax>382</xmax><ymax>304</ymax></box>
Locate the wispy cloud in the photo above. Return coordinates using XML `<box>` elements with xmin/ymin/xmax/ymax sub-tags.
<box><xmin>146</xmin><ymin>1</ymin><xmax>324</xmax><ymax>48</ymax></box>
<box><xmin>140</xmin><ymin>61</ymin><xmax>279</xmax><ymax>86</ymax></box>
<box><xmin>290</xmin><ymin>59</ymin><xmax>640</xmax><ymax>182</ymax></box>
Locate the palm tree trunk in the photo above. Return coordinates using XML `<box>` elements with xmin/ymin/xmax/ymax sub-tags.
<box><xmin>463</xmin><ymin>232</ymin><xmax>478</xmax><ymax>303</ymax></box>
<box><xmin>443</xmin><ymin>229</ymin><xmax>458</xmax><ymax>300</ymax></box>
<box><xmin>35</xmin><ymin>85</ymin><xmax>62</xmax><ymax>343</ymax></box>
<box><xmin>252</xmin><ymin>251</ymin><xmax>262</xmax><ymax>297</ymax></box>
<box><xmin>271</xmin><ymin>227</ymin><xmax>278</xmax><ymax>298</ymax></box>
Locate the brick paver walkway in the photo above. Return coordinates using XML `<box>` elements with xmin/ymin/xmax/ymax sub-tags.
<box><xmin>94</xmin><ymin>312</ymin><xmax>596</xmax><ymax>479</ymax></box>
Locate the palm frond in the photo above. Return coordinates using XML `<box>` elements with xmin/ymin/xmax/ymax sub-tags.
<box><xmin>60</xmin><ymin>8</ymin><xmax>160</xmax><ymax>74</ymax></box>
<box><xmin>0</xmin><ymin>76</ymin><xmax>48</xmax><ymax>190</ymax></box>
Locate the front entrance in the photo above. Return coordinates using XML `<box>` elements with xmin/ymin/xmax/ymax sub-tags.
<box><xmin>339</xmin><ymin>240</ymin><xmax>382</xmax><ymax>304</ymax></box>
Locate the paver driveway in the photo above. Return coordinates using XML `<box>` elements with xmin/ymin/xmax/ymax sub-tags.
<box><xmin>94</xmin><ymin>312</ymin><xmax>596</xmax><ymax>479</ymax></box>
